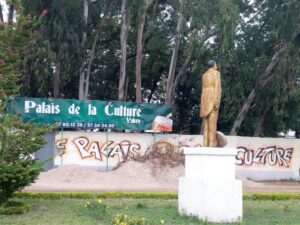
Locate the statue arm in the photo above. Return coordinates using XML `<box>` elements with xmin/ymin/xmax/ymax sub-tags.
<box><xmin>214</xmin><ymin>72</ymin><xmax>221</xmax><ymax>109</ymax></box>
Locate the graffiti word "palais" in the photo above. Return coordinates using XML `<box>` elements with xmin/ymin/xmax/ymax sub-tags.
<box><xmin>236</xmin><ymin>146</ymin><xmax>293</xmax><ymax>167</ymax></box>
<box><xmin>73</xmin><ymin>137</ymin><xmax>141</xmax><ymax>162</ymax></box>
<box><xmin>24</xmin><ymin>101</ymin><xmax>60</xmax><ymax>114</ymax></box>
<box><xmin>104</xmin><ymin>105</ymin><xmax>141</xmax><ymax>117</ymax></box>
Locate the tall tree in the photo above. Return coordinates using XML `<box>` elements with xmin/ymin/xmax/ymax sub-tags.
<box><xmin>230</xmin><ymin>0</ymin><xmax>300</xmax><ymax>135</ymax></box>
<box><xmin>78</xmin><ymin>0</ymin><xmax>113</xmax><ymax>100</ymax></box>
<box><xmin>78</xmin><ymin>0</ymin><xmax>89</xmax><ymax>100</ymax></box>
<box><xmin>134</xmin><ymin>0</ymin><xmax>148</xmax><ymax>102</ymax></box>
<box><xmin>0</xmin><ymin>6</ymin><xmax>50</xmax><ymax>204</ymax></box>
<box><xmin>0</xmin><ymin>3</ymin><xmax>4</xmax><ymax>26</ymax></box>
<box><xmin>7</xmin><ymin>3</ymin><xmax>13</xmax><ymax>25</ymax></box>
<box><xmin>22</xmin><ymin>0</ymin><xmax>84</xmax><ymax>98</ymax></box>
<box><xmin>165</xmin><ymin>0</ymin><xmax>186</xmax><ymax>105</ymax></box>
<box><xmin>118</xmin><ymin>0</ymin><xmax>130</xmax><ymax>101</ymax></box>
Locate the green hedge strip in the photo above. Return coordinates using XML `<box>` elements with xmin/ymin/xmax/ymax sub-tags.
<box><xmin>0</xmin><ymin>200</ymin><xmax>30</xmax><ymax>215</ymax></box>
<box><xmin>243</xmin><ymin>193</ymin><xmax>300</xmax><ymax>200</ymax></box>
<box><xmin>13</xmin><ymin>192</ymin><xmax>300</xmax><ymax>201</ymax></box>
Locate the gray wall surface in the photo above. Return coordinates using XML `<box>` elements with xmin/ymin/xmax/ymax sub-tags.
<box><xmin>35</xmin><ymin>133</ymin><xmax>55</xmax><ymax>171</ymax></box>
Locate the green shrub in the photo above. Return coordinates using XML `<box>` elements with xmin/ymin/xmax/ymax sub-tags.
<box><xmin>0</xmin><ymin>115</ymin><xmax>50</xmax><ymax>205</ymax></box>
<box><xmin>14</xmin><ymin>192</ymin><xmax>178</xmax><ymax>200</ymax></box>
<box><xmin>0</xmin><ymin>200</ymin><xmax>29</xmax><ymax>215</ymax></box>
<box><xmin>244</xmin><ymin>193</ymin><xmax>300</xmax><ymax>201</ymax></box>
<box><xmin>112</xmin><ymin>212</ymin><xmax>157</xmax><ymax>225</ymax></box>
<box><xmin>97</xmin><ymin>192</ymin><xmax>177</xmax><ymax>199</ymax></box>
<box><xmin>14</xmin><ymin>192</ymin><xmax>96</xmax><ymax>199</ymax></box>
<box><xmin>135</xmin><ymin>202</ymin><xmax>148</xmax><ymax>209</ymax></box>
<box><xmin>14</xmin><ymin>191</ymin><xmax>300</xmax><ymax>201</ymax></box>
<box><xmin>82</xmin><ymin>199</ymin><xmax>108</xmax><ymax>218</ymax></box>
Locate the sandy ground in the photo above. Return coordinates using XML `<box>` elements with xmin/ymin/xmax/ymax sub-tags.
<box><xmin>25</xmin><ymin>162</ymin><xmax>300</xmax><ymax>193</ymax></box>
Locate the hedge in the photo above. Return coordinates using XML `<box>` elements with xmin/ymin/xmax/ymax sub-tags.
<box><xmin>243</xmin><ymin>193</ymin><xmax>300</xmax><ymax>201</ymax></box>
<box><xmin>0</xmin><ymin>200</ymin><xmax>30</xmax><ymax>215</ymax></box>
<box><xmin>13</xmin><ymin>192</ymin><xmax>300</xmax><ymax>201</ymax></box>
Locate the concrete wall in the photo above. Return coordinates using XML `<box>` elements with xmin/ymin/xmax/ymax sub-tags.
<box><xmin>35</xmin><ymin>133</ymin><xmax>55</xmax><ymax>171</ymax></box>
<box><xmin>50</xmin><ymin>131</ymin><xmax>300</xmax><ymax>181</ymax></box>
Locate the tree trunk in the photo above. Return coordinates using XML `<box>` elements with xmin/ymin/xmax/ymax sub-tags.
<box><xmin>83</xmin><ymin>31</ymin><xmax>99</xmax><ymax>100</ymax></box>
<box><xmin>142</xmin><ymin>0</ymin><xmax>158</xmax><ymax>47</ymax></box>
<box><xmin>80</xmin><ymin>0</ymin><xmax>114</xmax><ymax>100</ymax></box>
<box><xmin>78</xmin><ymin>0</ymin><xmax>89</xmax><ymax>100</ymax></box>
<box><xmin>82</xmin><ymin>0</ymin><xmax>88</xmax><ymax>44</ymax></box>
<box><xmin>230</xmin><ymin>89</ymin><xmax>255</xmax><ymax>135</ymax></box>
<box><xmin>54</xmin><ymin>51</ymin><xmax>61</xmax><ymax>98</ymax></box>
<box><xmin>8</xmin><ymin>4</ymin><xmax>13</xmax><ymax>25</ymax></box>
<box><xmin>0</xmin><ymin>4</ymin><xmax>4</xmax><ymax>25</ymax></box>
<box><xmin>165</xmin><ymin>0</ymin><xmax>185</xmax><ymax>104</ymax></box>
<box><xmin>253</xmin><ymin>105</ymin><xmax>270</xmax><ymax>137</ymax></box>
<box><xmin>169</xmin><ymin>28</ymin><xmax>217</xmax><ymax>104</ymax></box>
<box><xmin>78</xmin><ymin>69</ymin><xmax>85</xmax><ymax>100</ymax></box>
<box><xmin>170</xmin><ymin>52</ymin><xmax>192</xmax><ymax>104</ymax></box>
<box><xmin>124</xmin><ymin>76</ymin><xmax>129</xmax><ymax>101</ymax></box>
<box><xmin>135</xmin><ymin>1</ymin><xmax>147</xmax><ymax>103</ymax></box>
<box><xmin>118</xmin><ymin>0</ymin><xmax>130</xmax><ymax>101</ymax></box>
<box><xmin>152</xmin><ymin>0</ymin><xmax>158</xmax><ymax>15</ymax></box>
<box><xmin>230</xmin><ymin>45</ymin><xmax>287</xmax><ymax>135</ymax></box>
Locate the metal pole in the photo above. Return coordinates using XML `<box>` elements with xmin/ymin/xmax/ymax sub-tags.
<box><xmin>60</xmin><ymin>127</ymin><xmax>64</xmax><ymax>166</ymax></box>
<box><xmin>106</xmin><ymin>129</ymin><xmax>109</xmax><ymax>172</ymax></box>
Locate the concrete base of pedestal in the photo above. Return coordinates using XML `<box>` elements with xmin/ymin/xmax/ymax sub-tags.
<box><xmin>178</xmin><ymin>147</ymin><xmax>243</xmax><ymax>223</ymax></box>
<box><xmin>178</xmin><ymin>178</ymin><xmax>242</xmax><ymax>223</ymax></box>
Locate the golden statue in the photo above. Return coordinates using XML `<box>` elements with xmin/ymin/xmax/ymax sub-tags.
<box><xmin>200</xmin><ymin>60</ymin><xmax>221</xmax><ymax>147</ymax></box>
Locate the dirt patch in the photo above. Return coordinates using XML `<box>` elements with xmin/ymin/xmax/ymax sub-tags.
<box><xmin>25</xmin><ymin>161</ymin><xmax>300</xmax><ymax>193</ymax></box>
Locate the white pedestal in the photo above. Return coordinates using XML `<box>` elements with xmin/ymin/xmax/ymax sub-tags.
<box><xmin>178</xmin><ymin>147</ymin><xmax>243</xmax><ymax>223</ymax></box>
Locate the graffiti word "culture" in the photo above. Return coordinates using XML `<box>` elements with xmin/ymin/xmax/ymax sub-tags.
<box><xmin>236</xmin><ymin>146</ymin><xmax>293</xmax><ymax>167</ymax></box>
<box><xmin>73</xmin><ymin>137</ymin><xmax>141</xmax><ymax>162</ymax></box>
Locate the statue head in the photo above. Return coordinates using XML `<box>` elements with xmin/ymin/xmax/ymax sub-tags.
<box><xmin>207</xmin><ymin>60</ymin><xmax>217</xmax><ymax>69</ymax></box>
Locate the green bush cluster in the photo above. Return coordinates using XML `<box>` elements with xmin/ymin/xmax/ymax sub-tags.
<box><xmin>243</xmin><ymin>193</ymin><xmax>300</xmax><ymax>201</ymax></box>
<box><xmin>14</xmin><ymin>192</ymin><xmax>178</xmax><ymax>200</ymax></box>
<box><xmin>97</xmin><ymin>192</ymin><xmax>177</xmax><ymax>199</ymax></box>
<box><xmin>112</xmin><ymin>212</ymin><xmax>159</xmax><ymax>225</ymax></box>
<box><xmin>82</xmin><ymin>198</ymin><xmax>108</xmax><ymax>218</ymax></box>
<box><xmin>0</xmin><ymin>114</ymin><xmax>51</xmax><ymax>205</ymax></box>
<box><xmin>14</xmin><ymin>192</ymin><xmax>96</xmax><ymax>199</ymax></box>
<box><xmin>0</xmin><ymin>200</ymin><xmax>29</xmax><ymax>215</ymax></box>
<box><xmin>13</xmin><ymin>191</ymin><xmax>300</xmax><ymax>201</ymax></box>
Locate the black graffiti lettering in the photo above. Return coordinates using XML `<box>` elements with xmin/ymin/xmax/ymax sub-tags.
<box><xmin>268</xmin><ymin>150</ymin><xmax>277</xmax><ymax>166</ymax></box>
<box><xmin>252</xmin><ymin>148</ymin><xmax>263</xmax><ymax>164</ymax></box>
<box><xmin>73</xmin><ymin>137</ymin><xmax>91</xmax><ymax>158</ymax></box>
<box><xmin>236</xmin><ymin>147</ymin><xmax>246</xmax><ymax>165</ymax></box>
<box><xmin>100</xmin><ymin>141</ymin><xmax>114</xmax><ymax>157</ymax></box>
<box><xmin>283</xmin><ymin>148</ymin><xmax>293</xmax><ymax>167</ymax></box>
<box><xmin>128</xmin><ymin>143</ymin><xmax>140</xmax><ymax>159</ymax></box>
<box><xmin>276</xmin><ymin>148</ymin><xmax>285</xmax><ymax>166</ymax></box>
<box><xmin>244</xmin><ymin>149</ymin><xmax>254</xmax><ymax>166</ymax></box>
<box><xmin>261</xmin><ymin>146</ymin><xmax>275</xmax><ymax>165</ymax></box>
<box><xmin>236</xmin><ymin>146</ymin><xmax>294</xmax><ymax>167</ymax></box>
<box><xmin>56</xmin><ymin>139</ymin><xmax>67</xmax><ymax>150</ymax></box>
<box><xmin>109</xmin><ymin>144</ymin><xmax>124</xmax><ymax>160</ymax></box>
<box><xmin>119</xmin><ymin>141</ymin><xmax>131</xmax><ymax>160</ymax></box>
<box><xmin>88</xmin><ymin>142</ymin><xmax>102</xmax><ymax>160</ymax></box>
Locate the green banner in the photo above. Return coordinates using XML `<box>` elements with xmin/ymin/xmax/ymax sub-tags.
<box><xmin>6</xmin><ymin>97</ymin><xmax>172</xmax><ymax>131</ymax></box>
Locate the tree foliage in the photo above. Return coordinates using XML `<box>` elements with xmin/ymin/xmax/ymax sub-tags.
<box><xmin>0</xmin><ymin>4</ymin><xmax>50</xmax><ymax>205</ymax></box>
<box><xmin>1</xmin><ymin>0</ymin><xmax>298</xmax><ymax>137</ymax></box>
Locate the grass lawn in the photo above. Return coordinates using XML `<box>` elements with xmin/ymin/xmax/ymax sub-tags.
<box><xmin>1</xmin><ymin>198</ymin><xmax>300</xmax><ymax>225</ymax></box>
